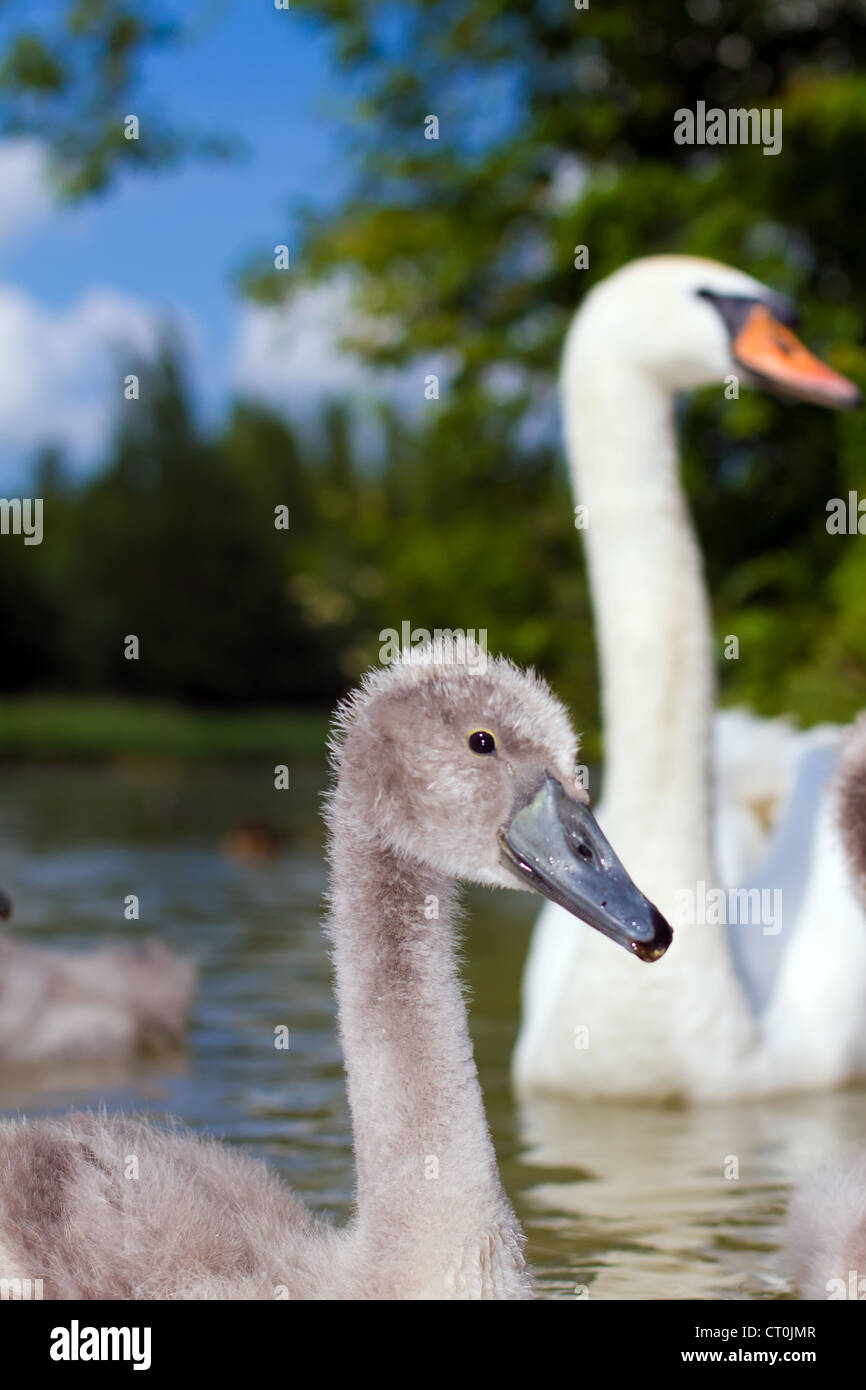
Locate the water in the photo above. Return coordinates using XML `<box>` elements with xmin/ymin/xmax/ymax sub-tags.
<box><xmin>1</xmin><ymin>763</ymin><xmax>865</xmax><ymax>1300</ymax></box>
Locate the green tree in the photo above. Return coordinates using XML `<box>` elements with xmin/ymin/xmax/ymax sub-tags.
<box><xmin>60</xmin><ymin>346</ymin><xmax>336</xmax><ymax>704</ymax></box>
<box><xmin>256</xmin><ymin>0</ymin><xmax>866</xmax><ymax>724</ymax></box>
<box><xmin>0</xmin><ymin>0</ymin><xmax>230</xmax><ymax>196</ymax></box>
<box><xmin>6</xmin><ymin>1</ymin><xmax>866</xmax><ymax>726</ymax></box>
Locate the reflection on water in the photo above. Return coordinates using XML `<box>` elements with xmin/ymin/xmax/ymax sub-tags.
<box><xmin>1</xmin><ymin>764</ymin><xmax>865</xmax><ymax>1299</ymax></box>
<box><xmin>513</xmin><ymin>1089</ymin><xmax>866</xmax><ymax>1299</ymax></box>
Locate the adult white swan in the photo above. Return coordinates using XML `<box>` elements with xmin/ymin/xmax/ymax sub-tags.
<box><xmin>514</xmin><ymin>255</ymin><xmax>864</xmax><ymax>1102</ymax></box>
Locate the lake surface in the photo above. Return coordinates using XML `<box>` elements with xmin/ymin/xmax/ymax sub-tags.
<box><xmin>1</xmin><ymin>763</ymin><xmax>865</xmax><ymax>1300</ymax></box>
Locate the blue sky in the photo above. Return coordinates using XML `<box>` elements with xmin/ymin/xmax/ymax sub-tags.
<box><xmin>0</xmin><ymin>3</ymin><xmax>360</xmax><ymax>488</ymax></box>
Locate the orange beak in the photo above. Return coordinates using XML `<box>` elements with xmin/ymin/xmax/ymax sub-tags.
<box><xmin>732</xmin><ymin>304</ymin><xmax>861</xmax><ymax>410</ymax></box>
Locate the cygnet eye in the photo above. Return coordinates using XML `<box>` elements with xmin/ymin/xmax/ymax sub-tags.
<box><xmin>467</xmin><ymin>729</ymin><xmax>497</xmax><ymax>755</ymax></box>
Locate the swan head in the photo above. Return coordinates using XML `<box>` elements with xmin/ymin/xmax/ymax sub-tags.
<box><xmin>331</xmin><ymin>638</ymin><xmax>671</xmax><ymax>962</ymax></box>
<box><xmin>567</xmin><ymin>254</ymin><xmax>860</xmax><ymax>408</ymax></box>
<box><xmin>0</xmin><ymin>886</ymin><xmax>12</xmax><ymax>920</ymax></box>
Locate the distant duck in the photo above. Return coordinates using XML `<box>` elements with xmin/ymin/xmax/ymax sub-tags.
<box><xmin>0</xmin><ymin>643</ymin><xmax>670</xmax><ymax>1299</ymax></box>
<box><xmin>221</xmin><ymin>819</ymin><xmax>287</xmax><ymax>864</ymax></box>
<box><xmin>0</xmin><ymin>884</ymin><xmax>194</xmax><ymax>1066</ymax></box>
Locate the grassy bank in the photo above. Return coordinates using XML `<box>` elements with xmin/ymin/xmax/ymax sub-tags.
<box><xmin>0</xmin><ymin>697</ymin><xmax>330</xmax><ymax>762</ymax></box>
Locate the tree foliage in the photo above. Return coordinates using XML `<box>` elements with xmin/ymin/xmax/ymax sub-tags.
<box><xmin>0</xmin><ymin>347</ymin><xmax>597</xmax><ymax>727</ymax></box>
<box><xmin>3</xmin><ymin>2</ymin><xmax>866</xmax><ymax>732</ymax></box>
<box><xmin>272</xmin><ymin>0</ymin><xmax>866</xmax><ymax>726</ymax></box>
<box><xmin>0</xmin><ymin>0</ymin><xmax>229</xmax><ymax>195</ymax></box>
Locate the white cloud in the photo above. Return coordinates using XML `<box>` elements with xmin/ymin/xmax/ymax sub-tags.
<box><xmin>0</xmin><ymin>140</ymin><xmax>54</xmax><ymax>250</ymax></box>
<box><xmin>0</xmin><ymin>288</ymin><xmax>163</xmax><ymax>469</ymax></box>
<box><xmin>0</xmin><ymin>140</ymin><xmax>168</xmax><ymax>477</ymax></box>
<box><xmin>233</xmin><ymin>279</ymin><xmax>379</xmax><ymax>410</ymax></box>
<box><xmin>231</xmin><ymin>277</ymin><xmax>460</xmax><ymax>446</ymax></box>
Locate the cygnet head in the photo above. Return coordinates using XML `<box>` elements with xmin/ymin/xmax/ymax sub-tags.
<box><xmin>567</xmin><ymin>254</ymin><xmax>860</xmax><ymax>408</ymax></box>
<box><xmin>331</xmin><ymin>639</ymin><xmax>671</xmax><ymax>962</ymax></box>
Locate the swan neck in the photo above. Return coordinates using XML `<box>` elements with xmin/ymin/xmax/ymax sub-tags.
<box><xmin>563</xmin><ymin>353</ymin><xmax>716</xmax><ymax>899</ymax></box>
<box><xmin>326</xmin><ymin>785</ymin><xmax>524</xmax><ymax>1282</ymax></box>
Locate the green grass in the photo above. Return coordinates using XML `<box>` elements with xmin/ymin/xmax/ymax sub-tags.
<box><xmin>0</xmin><ymin>697</ymin><xmax>330</xmax><ymax>761</ymax></box>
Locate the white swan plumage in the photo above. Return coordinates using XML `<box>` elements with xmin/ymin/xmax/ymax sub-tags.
<box><xmin>515</xmin><ymin>254</ymin><xmax>865</xmax><ymax>1101</ymax></box>
<box><xmin>784</xmin><ymin>716</ymin><xmax>866</xmax><ymax>1297</ymax></box>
